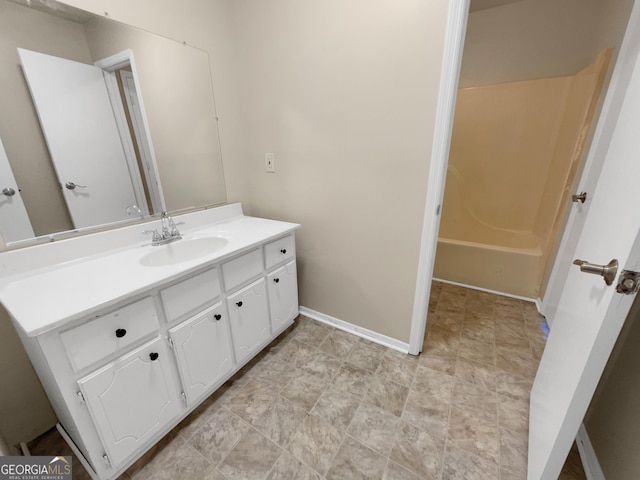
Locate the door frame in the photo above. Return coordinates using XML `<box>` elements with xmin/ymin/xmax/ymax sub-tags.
<box><xmin>118</xmin><ymin>69</ymin><xmax>164</xmax><ymax>215</ymax></box>
<box><xmin>408</xmin><ymin>0</ymin><xmax>470</xmax><ymax>354</ymax></box>
<box><xmin>94</xmin><ymin>50</ymin><xmax>166</xmax><ymax>215</ymax></box>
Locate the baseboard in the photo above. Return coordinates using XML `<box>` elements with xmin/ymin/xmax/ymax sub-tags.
<box><xmin>534</xmin><ymin>298</ymin><xmax>543</xmax><ymax>314</ymax></box>
<box><xmin>432</xmin><ymin>277</ymin><xmax>538</xmax><ymax>305</ymax></box>
<box><xmin>576</xmin><ymin>424</ymin><xmax>606</xmax><ymax>480</ymax></box>
<box><xmin>298</xmin><ymin>307</ymin><xmax>410</xmax><ymax>354</ymax></box>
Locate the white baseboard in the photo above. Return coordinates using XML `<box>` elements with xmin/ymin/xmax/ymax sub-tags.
<box><xmin>298</xmin><ymin>306</ymin><xmax>410</xmax><ymax>354</ymax></box>
<box><xmin>576</xmin><ymin>424</ymin><xmax>606</xmax><ymax>480</ymax></box>
<box><xmin>534</xmin><ymin>297</ymin><xmax>543</xmax><ymax>314</ymax></box>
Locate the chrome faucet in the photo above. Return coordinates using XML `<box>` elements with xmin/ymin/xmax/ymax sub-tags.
<box><xmin>142</xmin><ymin>211</ymin><xmax>183</xmax><ymax>246</ymax></box>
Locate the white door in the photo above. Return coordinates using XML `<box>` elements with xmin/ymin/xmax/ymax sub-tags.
<box><xmin>18</xmin><ymin>48</ymin><xmax>139</xmax><ymax>229</ymax></box>
<box><xmin>541</xmin><ymin>5</ymin><xmax>640</xmax><ymax>327</ymax></box>
<box><xmin>0</xmin><ymin>138</ymin><xmax>34</xmax><ymax>242</ymax></box>
<box><xmin>528</xmin><ymin>19</ymin><xmax>640</xmax><ymax>479</ymax></box>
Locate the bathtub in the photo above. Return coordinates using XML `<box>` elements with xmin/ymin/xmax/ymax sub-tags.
<box><xmin>435</xmin><ymin>50</ymin><xmax>612</xmax><ymax>299</ymax></box>
<box><xmin>434</xmin><ymin>235</ymin><xmax>543</xmax><ymax>299</ymax></box>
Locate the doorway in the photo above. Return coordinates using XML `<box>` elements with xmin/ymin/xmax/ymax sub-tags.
<box><xmin>411</xmin><ymin>0</ymin><xmax>639</xmax><ymax>476</ymax></box>
<box><xmin>434</xmin><ymin>0</ymin><xmax>628</xmax><ymax>301</ymax></box>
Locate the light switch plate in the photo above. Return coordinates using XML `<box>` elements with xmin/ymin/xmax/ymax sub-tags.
<box><xmin>265</xmin><ymin>153</ymin><xmax>275</xmax><ymax>173</ymax></box>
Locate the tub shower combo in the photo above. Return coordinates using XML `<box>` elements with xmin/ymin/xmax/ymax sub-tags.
<box><xmin>435</xmin><ymin>50</ymin><xmax>612</xmax><ymax>298</ymax></box>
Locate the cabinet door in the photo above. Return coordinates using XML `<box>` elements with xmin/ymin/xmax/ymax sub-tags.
<box><xmin>78</xmin><ymin>337</ymin><xmax>181</xmax><ymax>468</ymax></box>
<box><xmin>267</xmin><ymin>260</ymin><xmax>299</xmax><ymax>332</ymax></box>
<box><xmin>169</xmin><ymin>302</ymin><xmax>234</xmax><ymax>404</ymax></box>
<box><xmin>226</xmin><ymin>278</ymin><xmax>270</xmax><ymax>364</ymax></box>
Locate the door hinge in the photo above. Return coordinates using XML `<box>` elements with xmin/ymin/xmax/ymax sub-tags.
<box><xmin>180</xmin><ymin>391</ymin><xmax>187</xmax><ymax>406</ymax></box>
<box><xmin>167</xmin><ymin>337</ymin><xmax>174</xmax><ymax>349</ymax></box>
<box><xmin>102</xmin><ymin>454</ymin><xmax>111</xmax><ymax>469</ymax></box>
<box><xmin>616</xmin><ymin>270</ymin><xmax>640</xmax><ymax>295</ymax></box>
<box><xmin>76</xmin><ymin>391</ymin><xmax>85</xmax><ymax>405</ymax></box>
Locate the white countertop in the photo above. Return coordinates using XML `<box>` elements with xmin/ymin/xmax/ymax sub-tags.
<box><xmin>0</xmin><ymin>210</ymin><xmax>299</xmax><ymax>337</ymax></box>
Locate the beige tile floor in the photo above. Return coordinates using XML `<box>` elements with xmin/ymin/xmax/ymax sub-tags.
<box><xmin>29</xmin><ymin>281</ymin><xmax>586</xmax><ymax>479</ymax></box>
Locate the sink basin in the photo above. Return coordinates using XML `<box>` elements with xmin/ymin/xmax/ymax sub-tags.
<box><xmin>139</xmin><ymin>236</ymin><xmax>228</xmax><ymax>267</ymax></box>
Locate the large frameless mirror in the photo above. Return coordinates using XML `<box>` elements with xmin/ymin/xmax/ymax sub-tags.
<box><xmin>0</xmin><ymin>0</ymin><xmax>226</xmax><ymax>247</ymax></box>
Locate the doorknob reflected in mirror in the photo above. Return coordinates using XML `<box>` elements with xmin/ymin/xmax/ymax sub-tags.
<box><xmin>572</xmin><ymin>192</ymin><xmax>587</xmax><ymax>203</ymax></box>
<box><xmin>2</xmin><ymin>187</ymin><xmax>16</xmax><ymax>197</ymax></box>
<box><xmin>573</xmin><ymin>258</ymin><xmax>618</xmax><ymax>286</ymax></box>
<box><xmin>65</xmin><ymin>181</ymin><xmax>87</xmax><ymax>190</ymax></box>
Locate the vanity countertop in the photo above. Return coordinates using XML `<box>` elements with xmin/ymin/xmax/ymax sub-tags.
<box><xmin>0</xmin><ymin>209</ymin><xmax>299</xmax><ymax>337</ymax></box>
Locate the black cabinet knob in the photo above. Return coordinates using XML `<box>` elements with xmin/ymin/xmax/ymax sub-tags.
<box><xmin>115</xmin><ymin>328</ymin><xmax>127</xmax><ymax>338</ymax></box>
<box><xmin>149</xmin><ymin>352</ymin><xmax>159</xmax><ymax>361</ymax></box>
<box><xmin>214</xmin><ymin>314</ymin><xmax>222</xmax><ymax>321</ymax></box>
<box><xmin>236</xmin><ymin>301</ymin><xmax>243</xmax><ymax>307</ymax></box>
<box><xmin>280</xmin><ymin>249</ymin><xmax>287</xmax><ymax>254</ymax></box>
<box><xmin>273</xmin><ymin>278</ymin><xmax>280</xmax><ymax>283</ymax></box>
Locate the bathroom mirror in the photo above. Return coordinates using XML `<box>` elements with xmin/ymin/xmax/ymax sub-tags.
<box><xmin>0</xmin><ymin>0</ymin><xmax>226</xmax><ymax>247</ymax></box>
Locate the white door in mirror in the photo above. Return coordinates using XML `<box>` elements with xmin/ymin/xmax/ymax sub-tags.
<box><xmin>0</xmin><ymin>138</ymin><xmax>34</xmax><ymax>242</ymax></box>
<box><xmin>18</xmin><ymin>48</ymin><xmax>141</xmax><ymax>229</ymax></box>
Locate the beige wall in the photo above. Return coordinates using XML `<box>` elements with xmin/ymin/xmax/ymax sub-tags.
<box><xmin>584</xmin><ymin>301</ymin><xmax>640</xmax><ymax>479</ymax></box>
<box><xmin>460</xmin><ymin>0</ymin><xmax>603</xmax><ymax>87</ymax></box>
<box><xmin>225</xmin><ymin>0</ymin><xmax>449</xmax><ymax>340</ymax></box>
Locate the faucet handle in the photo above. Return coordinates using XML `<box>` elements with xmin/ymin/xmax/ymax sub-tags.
<box><xmin>166</xmin><ymin>216</ymin><xmax>183</xmax><ymax>236</ymax></box>
<box><xmin>142</xmin><ymin>229</ymin><xmax>162</xmax><ymax>242</ymax></box>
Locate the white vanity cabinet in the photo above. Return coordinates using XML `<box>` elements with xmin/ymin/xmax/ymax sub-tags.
<box><xmin>6</xmin><ymin>222</ymin><xmax>300</xmax><ymax>480</ymax></box>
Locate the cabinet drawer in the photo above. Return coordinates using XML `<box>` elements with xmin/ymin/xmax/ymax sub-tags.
<box><xmin>60</xmin><ymin>297</ymin><xmax>158</xmax><ymax>372</ymax></box>
<box><xmin>222</xmin><ymin>248</ymin><xmax>263</xmax><ymax>291</ymax></box>
<box><xmin>264</xmin><ymin>234</ymin><xmax>295</xmax><ymax>270</ymax></box>
<box><xmin>161</xmin><ymin>268</ymin><xmax>220</xmax><ymax>323</ymax></box>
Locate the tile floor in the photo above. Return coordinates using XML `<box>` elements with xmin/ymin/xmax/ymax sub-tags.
<box><xmin>29</xmin><ymin>281</ymin><xmax>586</xmax><ymax>479</ymax></box>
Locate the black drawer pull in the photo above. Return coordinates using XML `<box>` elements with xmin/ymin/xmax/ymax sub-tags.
<box><xmin>149</xmin><ymin>352</ymin><xmax>159</xmax><ymax>361</ymax></box>
<box><xmin>214</xmin><ymin>314</ymin><xmax>222</xmax><ymax>321</ymax></box>
<box><xmin>280</xmin><ymin>249</ymin><xmax>287</xmax><ymax>254</ymax></box>
<box><xmin>236</xmin><ymin>301</ymin><xmax>243</xmax><ymax>307</ymax></box>
<box><xmin>115</xmin><ymin>328</ymin><xmax>127</xmax><ymax>338</ymax></box>
<box><xmin>273</xmin><ymin>278</ymin><xmax>280</xmax><ymax>283</ymax></box>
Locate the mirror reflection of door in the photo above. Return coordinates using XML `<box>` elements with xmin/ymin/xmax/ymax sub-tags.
<box><xmin>0</xmin><ymin>137</ymin><xmax>35</xmax><ymax>242</ymax></box>
<box><xmin>18</xmin><ymin>48</ymin><xmax>161</xmax><ymax>229</ymax></box>
<box><xmin>117</xmin><ymin>69</ymin><xmax>163</xmax><ymax>215</ymax></box>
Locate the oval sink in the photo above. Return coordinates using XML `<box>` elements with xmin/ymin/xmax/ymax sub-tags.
<box><xmin>139</xmin><ymin>236</ymin><xmax>228</xmax><ymax>267</ymax></box>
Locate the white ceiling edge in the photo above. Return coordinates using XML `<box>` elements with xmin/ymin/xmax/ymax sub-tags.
<box><xmin>6</xmin><ymin>0</ymin><xmax>93</xmax><ymax>24</ymax></box>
